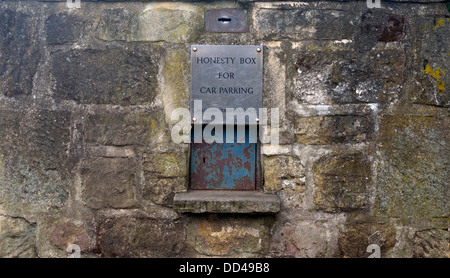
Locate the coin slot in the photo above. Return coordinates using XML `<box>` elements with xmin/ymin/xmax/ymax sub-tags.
<box><xmin>205</xmin><ymin>9</ymin><xmax>248</xmax><ymax>32</ymax></box>
<box><xmin>218</xmin><ymin>17</ymin><xmax>231</xmax><ymax>23</ymax></box>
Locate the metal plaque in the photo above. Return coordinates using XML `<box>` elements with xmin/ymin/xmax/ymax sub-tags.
<box><xmin>205</xmin><ymin>9</ymin><xmax>249</xmax><ymax>33</ymax></box>
<box><xmin>190</xmin><ymin>45</ymin><xmax>263</xmax><ymax>124</ymax></box>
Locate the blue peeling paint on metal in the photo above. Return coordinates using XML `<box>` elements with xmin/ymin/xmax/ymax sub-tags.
<box><xmin>190</xmin><ymin>125</ymin><xmax>257</xmax><ymax>190</ymax></box>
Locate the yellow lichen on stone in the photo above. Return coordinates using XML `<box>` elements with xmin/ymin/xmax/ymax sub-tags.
<box><xmin>432</xmin><ymin>18</ymin><xmax>450</xmax><ymax>31</ymax></box>
<box><xmin>422</xmin><ymin>64</ymin><xmax>446</xmax><ymax>94</ymax></box>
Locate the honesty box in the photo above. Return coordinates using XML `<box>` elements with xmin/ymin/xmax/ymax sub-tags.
<box><xmin>190</xmin><ymin>45</ymin><xmax>263</xmax><ymax>124</ymax></box>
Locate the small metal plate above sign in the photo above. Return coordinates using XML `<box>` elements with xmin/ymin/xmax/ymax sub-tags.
<box><xmin>190</xmin><ymin>45</ymin><xmax>263</xmax><ymax>124</ymax></box>
<box><xmin>205</xmin><ymin>9</ymin><xmax>248</xmax><ymax>33</ymax></box>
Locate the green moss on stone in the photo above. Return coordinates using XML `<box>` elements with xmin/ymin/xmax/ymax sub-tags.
<box><xmin>376</xmin><ymin>116</ymin><xmax>449</xmax><ymax>219</ymax></box>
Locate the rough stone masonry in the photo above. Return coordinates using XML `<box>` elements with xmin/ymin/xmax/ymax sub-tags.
<box><xmin>0</xmin><ymin>0</ymin><xmax>448</xmax><ymax>258</ymax></box>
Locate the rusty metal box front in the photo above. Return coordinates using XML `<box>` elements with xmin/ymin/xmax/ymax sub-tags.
<box><xmin>190</xmin><ymin>126</ymin><xmax>257</xmax><ymax>190</ymax></box>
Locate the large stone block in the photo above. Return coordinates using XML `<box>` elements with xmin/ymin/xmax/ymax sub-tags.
<box><xmin>339</xmin><ymin>222</ymin><xmax>396</xmax><ymax>258</ymax></box>
<box><xmin>0</xmin><ymin>9</ymin><xmax>40</xmax><ymax>97</ymax></box>
<box><xmin>81</xmin><ymin>157</ymin><xmax>137</xmax><ymax>209</ymax></box>
<box><xmin>97</xmin><ymin>215</ymin><xmax>189</xmax><ymax>257</ymax></box>
<box><xmin>293</xmin><ymin>46</ymin><xmax>347</xmax><ymax>105</ymax></box>
<box><xmin>292</xmin><ymin>43</ymin><xmax>405</xmax><ymax>104</ymax></box>
<box><xmin>49</xmin><ymin>222</ymin><xmax>91</xmax><ymax>252</ymax></box>
<box><xmin>142</xmin><ymin>177</ymin><xmax>186</xmax><ymax>206</ymax></box>
<box><xmin>412</xmin><ymin>229</ymin><xmax>449</xmax><ymax>258</ymax></box>
<box><xmin>376</xmin><ymin>116</ymin><xmax>449</xmax><ymax>218</ymax></box>
<box><xmin>411</xmin><ymin>16</ymin><xmax>449</xmax><ymax>55</ymax></box>
<box><xmin>356</xmin><ymin>11</ymin><xmax>407</xmax><ymax>52</ymax></box>
<box><xmin>263</xmin><ymin>156</ymin><xmax>305</xmax><ymax>192</ymax></box>
<box><xmin>187</xmin><ymin>215</ymin><xmax>274</xmax><ymax>257</ymax></box>
<box><xmin>96</xmin><ymin>8</ymin><xmax>135</xmax><ymax>41</ymax></box>
<box><xmin>0</xmin><ymin>109</ymin><xmax>71</xmax><ymax>216</ymax></box>
<box><xmin>84</xmin><ymin>110</ymin><xmax>165</xmax><ymax>146</ymax></box>
<box><xmin>254</xmin><ymin>3</ymin><xmax>357</xmax><ymax>41</ymax></box>
<box><xmin>294</xmin><ymin>115</ymin><xmax>372</xmax><ymax>145</ymax></box>
<box><xmin>51</xmin><ymin>46</ymin><xmax>161</xmax><ymax>105</ymax></box>
<box><xmin>408</xmin><ymin>16</ymin><xmax>449</xmax><ymax>107</ymax></box>
<box><xmin>270</xmin><ymin>219</ymin><xmax>339</xmax><ymax>258</ymax></box>
<box><xmin>46</xmin><ymin>12</ymin><xmax>83</xmax><ymax>45</ymax></box>
<box><xmin>135</xmin><ymin>3</ymin><xmax>202</xmax><ymax>43</ymax></box>
<box><xmin>0</xmin><ymin>166</ymin><xmax>70</xmax><ymax>217</ymax></box>
<box><xmin>313</xmin><ymin>152</ymin><xmax>371</xmax><ymax>212</ymax></box>
<box><xmin>141</xmin><ymin>152</ymin><xmax>187</xmax><ymax>205</ymax></box>
<box><xmin>20</xmin><ymin>110</ymin><xmax>72</xmax><ymax>172</ymax></box>
<box><xmin>0</xmin><ymin>215</ymin><xmax>36</xmax><ymax>258</ymax></box>
<box><xmin>263</xmin><ymin>156</ymin><xmax>305</xmax><ymax>208</ymax></box>
<box><xmin>97</xmin><ymin>3</ymin><xmax>202</xmax><ymax>43</ymax></box>
<box><xmin>0</xmin><ymin>110</ymin><xmax>24</xmax><ymax>155</ymax></box>
<box><xmin>144</xmin><ymin>152</ymin><xmax>187</xmax><ymax>178</ymax></box>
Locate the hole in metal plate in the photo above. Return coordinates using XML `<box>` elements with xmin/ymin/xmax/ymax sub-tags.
<box><xmin>205</xmin><ymin>9</ymin><xmax>248</xmax><ymax>33</ymax></box>
<box><xmin>218</xmin><ymin>17</ymin><xmax>231</xmax><ymax>23</ymax></box>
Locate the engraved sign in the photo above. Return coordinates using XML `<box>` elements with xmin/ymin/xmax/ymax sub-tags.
<box><xmin>190</xmin><ymin>45</ymin><xmax>263</xmax><ymax>124</ymax></box>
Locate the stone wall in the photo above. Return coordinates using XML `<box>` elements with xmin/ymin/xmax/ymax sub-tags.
<box><xmin>0</xmin><ymin>0</ymin><xmax>448</xmax><ymax>258</ymax></box>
